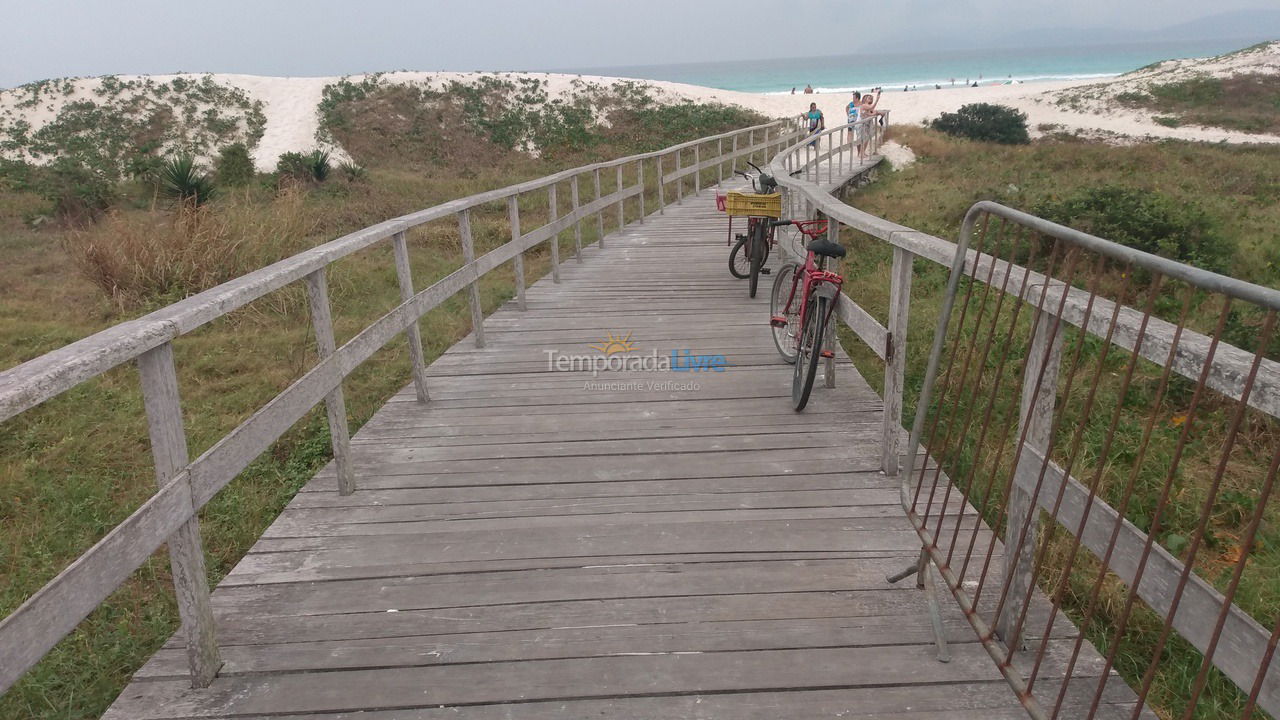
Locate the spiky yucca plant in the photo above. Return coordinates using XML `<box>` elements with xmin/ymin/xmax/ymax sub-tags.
<box><xmin>158</xmin><ymin>154</ymin><xmax>215</xmax><ymax>206</ymax></box>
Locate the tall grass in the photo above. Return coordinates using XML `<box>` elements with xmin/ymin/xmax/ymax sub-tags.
<box><xmin>64</xmin><ymin>188</ymin><xmax>315</xmax><ymax>306</ymax></box>
<box><xmin>837</xmin><ymin>126</ymin><xmax>1280</xmax><ymax>719</ymax></box>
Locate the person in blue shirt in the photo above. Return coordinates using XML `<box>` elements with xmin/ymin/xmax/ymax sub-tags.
<box><xmin>806</xmin><ymin>102</ymin><xmax>824</xmax><ymax>146</ymax></box>
<box><xmin>846</xmin><ymin>91</ymin><xmax>862</xmax><ymax>143</ymax></box>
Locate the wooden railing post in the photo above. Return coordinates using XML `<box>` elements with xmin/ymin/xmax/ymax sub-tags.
<box><xmin>748</xmin><ymin>128</ymin><xmax>755</xmax><ymax>166</ymax></box>
<box><xmin>824</xmin><ymin>218</ymin><xmax>839</xmax><ymax>389</ymax></box>
<box><xmin>304</xmin><ymin>269</ymin><xmax>356</xmax><ymax>495</ymax></box>
<box><xmin>547</xmin><ymin>184</ymin><xmax>561</xmax><ymax>283</ymax></box>
<box><xmin>637</xmin><ymin>160</ymin><xmax>645</xmax><ymax>222</ymax></box>
<box><xmin>137</xmin><ymin>343</ymin><xmax>221</xmax><ymax>687</ymax></box>
<box><xmin>616</xmin><ymin>165</ymin><xmax>624</xmax><ymax>231</ymax></box>
<box><xmin>675</xmin><ymin>151</ymin><xmax>683</xmax><ymax>204</ymax></box>
<box><xmin>999</xmin><ymin>308</ymin><xmax>1064</xmax><ymax>650</ymax></box>
<box><xmin>656</xmin><ymin>155</ymin><xmax>665</xmax><ymax>213</ymax></box>
<box><xmin>827</xmin><ymin>133</ymin><xmax>834</xmax><ymax>184</ymax></box>
<box><xmin>882</xmin><ymin>247</ymin><xmax>914</xmax><ymax>475</ymax></box>
<box><xmin>717</xmin><ymin>138</ymin><xmax>723</xmax><ymax>184</ymax></box>
<box><xmin>731</xmin><ymin>134</ymin><xmax>738</xmax><ymax>175</ymax></box>
<box><xmin>693</xmin><ymin>144</ymin><xmax>701</xmax><ymax>194</ymax></box>
<box><xmin>593</xmin><ymin>168</ymin><xmax>605</xmax><ymax>247</ymax></box>
<box><xmin>571</xmin><ymin>176</ymin><xmax>583</xmax><ymax>262</ymax></box>
<box><xmin>507</xmin><ymin>195</ymin><xmax>527</xmax><ymax>310</ymax></box>
<box><xmin>391</xmin><ymin>231</ymin><xmax>430</xmax><ymax>403</ymax></box>
<box><xmin>457</xmin><ymin>209</ymin><xmax>485</xmax><ymax>347</ymax></box>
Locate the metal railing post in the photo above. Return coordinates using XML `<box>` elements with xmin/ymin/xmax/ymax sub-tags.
<box><xmin>391</xmin><ymin>231</ymin><xmax>430</xmax><ymax>403</ymax></box>
<box><xmin>458</xmin><ymin>209</ymin><xmax>485</xmax><ymax>347</ymax></box>
<box><xmin>304</xmin><ymin>269</ymin><xmax>356</xmax><ymax>495</ymax></box>
<box><xmin>507</xmin><ymin>195</ymin><xmax>527</xmax><ymax>310</ymax></box>
<box><xmin>137</xmin><ymin>343</ymin><xmax>221</xmax><ymax>687</ymax></box>
<box><xmin>547</xmin><ymin>184</ymin><xmax>561</xmax><ymax>283</ymax></box>
<box><xmin>571</xmin><ymin>175</ymin><xmax>583</xmax><ymax>260</ymax></box>
<box><xmin>882</xmin><ymin>247</ymin><xmax>913</xmax><ymax>475</ymax></box>
<box><xmin>998</xmin><ymin>307</ymin><xmax>1064</xmax><ymax>650</ymax></box>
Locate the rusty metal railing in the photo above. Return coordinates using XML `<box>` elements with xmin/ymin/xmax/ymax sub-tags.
<box><xmin>902</xmin><ymin>201</ymin><xmax>1280</xmax><ymax>719</ymax></box>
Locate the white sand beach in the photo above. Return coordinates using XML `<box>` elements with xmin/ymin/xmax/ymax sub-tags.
<box><xmin>2</xmin><ymin>42</ymin><xmax>1277</xmax><ymax>170</ymax></box>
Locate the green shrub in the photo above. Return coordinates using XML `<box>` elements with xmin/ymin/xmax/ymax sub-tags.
<box><xmin>158</xmin><ymin>154</ymin><xmax>215</xmax><ymax>206</ymax></box>
<box><xmin>1034</xmin><ymin>185</ymin><xmax>1232</xmax><ymax>272</ymax></box>
<box><xmin>34</xmin><ymin>157</ymin><xmax>115</xmax><ymax>222</ymax></box>
<box><xmin>276</xmin><ymin>149</ymin><xmax>329</xmax><ymax>183</ymax></box>
<box><xmin>338</xmin><ymin>160</ymin><xmax>367</xmax><ymax>182</ymax></box>
<box><xmin>931</xmin><ymin>103</ymin><xmax>1030</xmax><ymax>144</ymax></box>
<box><xmin>215</xmin><ymin>143</ymin><xmax>256</xmax><ymax>186</ymax></box>
<box><xmin>306</xmin><ymin>150</ymin><xmax>330</xmax><ymax>182</ymax></box>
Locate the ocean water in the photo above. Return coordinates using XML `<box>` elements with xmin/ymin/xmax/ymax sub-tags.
<box><xmin>574</xmin><ymin>38</ymin><xmax>1261</xmax><ymax>94</ymax></box>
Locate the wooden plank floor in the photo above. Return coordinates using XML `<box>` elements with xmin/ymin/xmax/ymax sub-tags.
<box><xmin>103</xmin><ymin>164</ymin><xmax>1139</xmax><ymax>719</ymax></box>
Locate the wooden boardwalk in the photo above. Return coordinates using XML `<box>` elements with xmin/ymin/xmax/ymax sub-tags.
<box><xmin>103</xmin><ymin>175</ymin><xmax>1135</xmax><ymax>718</ymax></box>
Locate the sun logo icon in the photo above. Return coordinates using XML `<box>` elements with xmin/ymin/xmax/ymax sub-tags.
<box><xmin>590</xmin><ymin>331</ymin><xmax>637</xmax><ymax>356</ymax></box>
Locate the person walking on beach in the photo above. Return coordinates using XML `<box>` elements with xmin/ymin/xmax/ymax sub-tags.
<box><xmin>791</xmin><ymin>87</ymin><xmax>796</xmax><ymax>94</ymax></box>
<box><xmin>803</xmin><ymin>84</ymin><xmax>814</xmax><ymax>94</ymax></box>
<box><xmin>806</xmin><ymin>102</ymin><xmax>824</xmax><ymax>146</ymax></box>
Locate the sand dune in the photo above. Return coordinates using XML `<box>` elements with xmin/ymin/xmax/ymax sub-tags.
<box><xmin>2</xmin><ymin>42</ymin><xmax>1277</xmax><ymax>171</ymax></box>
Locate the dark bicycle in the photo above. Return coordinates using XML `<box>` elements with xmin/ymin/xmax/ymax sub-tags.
<box><xmin>717</xmin><ymin>162</ymin><xmax>781</xmax><ymax>298</ymax></box>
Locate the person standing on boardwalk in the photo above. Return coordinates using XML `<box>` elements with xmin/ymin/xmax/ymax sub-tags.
<box><xmin>846</xmin><ymin>91</ymin><xmax>862</xmax><ymax>144</ymax></box>
<box><xmin>806</xmin><ymin>102</ymin><xmax>824</xmax><ymax>146</ymax></box>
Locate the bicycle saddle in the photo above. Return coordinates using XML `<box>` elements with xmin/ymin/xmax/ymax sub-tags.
<box><xmin>807</xmin><ymin>238</ymin><xmax>846</xmax><ymax>259</ymax></box>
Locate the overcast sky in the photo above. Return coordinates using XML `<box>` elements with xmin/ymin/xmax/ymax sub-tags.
<box><xmin>1</xmin><ymin>0</ymin><xmax>1276</xmax><ymax>88</ymax></box>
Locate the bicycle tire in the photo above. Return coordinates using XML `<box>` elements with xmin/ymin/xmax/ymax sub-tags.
<box><xmin>793</xmin><ymin>295</ymin><xmax>827</xmax><ymax>411</ymax></box>
<box><xmin>729</xmin><ymin>235</ymin><xmax>750</xmax><ymax>279</ymax></box>
<box><xmin>770</xmin><ymin>262</ymin><xmax>802</xmax><ymax>363</ymax></box>
<box><xmin>747</xmin><ymin>221</ymin><xmax>766</xmax><ymax>298</ymax></box>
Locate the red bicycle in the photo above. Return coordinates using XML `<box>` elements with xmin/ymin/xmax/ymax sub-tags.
<box><xmin>768</xmin><ymin>219</ymin><xmax>846</xmax><ymax>410</ymax></box>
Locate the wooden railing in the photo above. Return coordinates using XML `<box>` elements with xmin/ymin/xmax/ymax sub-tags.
<box><xmin>0</xmin><ymin>116</ymin><xmax>807</xmax><ymax>694</ymax></box>
<box><xmin>774</xmin><ymin>123</ymin><xmax>1280</xmax><ymax>719</ymax></box>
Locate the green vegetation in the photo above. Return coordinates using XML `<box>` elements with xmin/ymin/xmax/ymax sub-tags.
<box><xmin>318</xmin><ymin>75</ymin><xmax>763</xmax><ymax>168</ymax></box>
<box><xmin>930</xmin><ymin>103</ymin><xmax>1030</xmax><ymax>144</ymax></box>
<box><xmin>1116</xmin><ymin>73</ymin><xmax>1280</xmax><ymax>134</ymax></box>
<box><xmin>0</xmin><ymin>82</ymin><xmax>765</xmax><ymax>719</ymax></box>
<box><xmin>157</xmin><ymin>154</ymin><xmax>215</xmax><ymax>206</ymax></box>
<box><xmin>214</xmin><ymin>143</ymin><xmax>255</xmax><ymax>186</ymax></box>
<box><xmin>838</xmin><ymin>125</ymin><xmax>1280</xmax><ymax>719</ymax></box>
<box><xmin>1034</xmin><ymin>185</ymin><xmax>1231</xmax><ymax>273</ymax></box>
<box><xmin>0</xmin><ymin>74</ymin><xmax>266</xmax><ymax>181</ymax></box>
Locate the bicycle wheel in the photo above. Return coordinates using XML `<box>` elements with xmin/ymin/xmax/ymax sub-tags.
<box><xmin>729</xmin><ymin>235</ymin><xmax>750</xmax><ymax>279</ymax></box>
<box><xmin>747</xmin><ymin>221</ymin><xmax>767</xmax><ymax>298</ymax></box>
<box><xmin>770</xmin><ymin>262</ymin><xmax>802</xmax><ymax>363</ymax></box>
<box><xmin>792</xmin><ymin>295</ymin><xmax>827</xmax><ymax>411</ymax></box>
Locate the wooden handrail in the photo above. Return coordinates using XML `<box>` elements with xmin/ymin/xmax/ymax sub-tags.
<box><xmin>0</xmin><ymin>114</ymin><xmax>808</xmax><ymax>693</ymax></box>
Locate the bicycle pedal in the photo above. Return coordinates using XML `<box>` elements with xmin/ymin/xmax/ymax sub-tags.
<box><xmin>760</xmin><ymin>268</ymin><xmax>771</xmax><ymax>275</ymax></box>
<box><xmin>769</xmin><ymin>316</ymin><xmax>788</xmax><ymax>328</ymax></box>
<box><xmin>820</xmin><ymin>350</ymin><xmax>835</xmax><ymax>358</ymax></box>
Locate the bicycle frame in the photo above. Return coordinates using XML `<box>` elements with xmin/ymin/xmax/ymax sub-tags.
<box><xmin>782</xmin><ymin>248</ymin><xmax>843</xmax><ymax>344</ymax></box>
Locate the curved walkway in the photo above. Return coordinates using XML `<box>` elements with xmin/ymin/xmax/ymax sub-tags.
<box><xmin>103</xmin><ymin>167</ymin><xmax>1136</xmax><ymax>719</ymax></box>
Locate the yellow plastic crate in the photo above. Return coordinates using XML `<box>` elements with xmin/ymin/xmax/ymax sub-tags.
<box><xmin>723</xmin><ymin>191</ymin><xmax>782</xmax><ymax>219</ymax></box>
